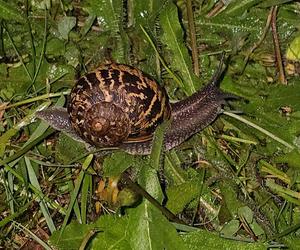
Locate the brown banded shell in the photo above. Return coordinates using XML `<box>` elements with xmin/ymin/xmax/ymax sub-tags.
<box><xmin>67</xmin><ymin>63</ymin><xmax>171</xmax><ymax>147</ymax></box>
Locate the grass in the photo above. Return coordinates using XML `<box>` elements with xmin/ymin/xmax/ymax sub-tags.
<box><xmin>0</xmin><ymin>0</ymin><xmax>300</xmax><ymax>249</ymax></box>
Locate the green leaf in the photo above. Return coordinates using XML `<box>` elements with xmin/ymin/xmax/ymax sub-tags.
<box><xmin>220</xmin><ymin>219</ymin><xmax>240</xmax><ymax>237</ymax></box>
<box><xmin>224</xmin><ymin>0</ymin><xmax>262</xmax><ymax>15</ymax></box>
<box><xmin>286</xmin><ymin>35</ymin><xmax>300</xmax><ymax>60</ymax></box>
<box><xmin>58</xmin><ymin>16</ymin><xmax>77</xmax><ymax>40</ymax></box>
<box><xmin>49</xmin><ymin>222</ymin><xmax>94</xmax><ymax>250</ymax></box>
<box><xmin>166</xmin><ymin>181</ymin><xmax>200</xmax><ymax>214</ymax></box>
<box><xmin>219</xmin><ymin>181</ymin><xmax>245</xmax><ymax>217</ymax></box>
<box><xmin>160</xmin><ymin>2</ymin><xmax>197</xmax><ymax>95</ymax></box>
<box><xmin>126</xmin><ymin>136</ymin><xmax>186</xmax><ymax>249</ymax></box>
<box><xmin>0</xmin><ymin>0</ymin><xmax>25</xmax><ymax>21</ymax></box>
<box><xmin>259</xmin><ymin>0</ymin><xmax>295</xmax><ymax>8</ymax></box>
<box><xmin>231</xmin><ymin>81</ymin><xmax>300</xmax><ymax>153</ymax></box>
<box><xmin>103</xmin><ymin>151</ymin><xmax>137</xmax><ymax>177</ymax></box>
<box><xmin>127</xmin><ymin>197</ymin><xmax>187</xmax><ymax>250</ymax></box>
<box><xmin>150</xmin><ymin>121</ymin><xmax>170</xmax><ymax>170</ymax></box>
<box><xmin>250</xmin><ymin>221</ymin><xmax>265</xmax><ymax>237</ymax></box>
<box><xmin>182</xmin><ymin>230</ymin><xmax>267</xmax><ymax>250</ymax></box>
<box><xmin>91</xmin><ymin>215</ymin><xmax>131</xmax><ymax>249</ymax></box>
<box><xmin>275</xmin><ymin>149</ymin><xmax>300</xmax><ymax>169</ymax></box>
<box><xmin>60</xmin><ymin>154</ymin><xmax>94</xmax><ymax>232</ymax></box>
<box><xmin>64</xmin><ymin>45</ymin><xmax>80</xmax><ymax>68</ymax></box>
<box><xmin>130</xmin><ymin>0</ymin><xmax>163</xmax><ymax>27</ymax></box>
<box><xmin>84</xmin><ymin>0</ymin><xmax>122</xmax><ymax>31</ymax></box>
<box><xmin>238</xmin><ymin>206</ymin><xmax>254</xmax><ymax>224</ymax></box>
<box><xmin>25</xmin><ymin>157</ymin><xmax>56</xmax><ymax>233</ymax></box>
<box><xmin>83</xmin><ymin>0</ymin><xmax>125</xmax><ymax>61</ymax></box>
<box><xmin>55</xmin><ymin>133</ymin><xmax>86</xmax><ymax>165</ymax></box>
<box><xmin>0</xmin><ymin>102</ymin><xmax>50</xmax><ymax>157</ymax></box>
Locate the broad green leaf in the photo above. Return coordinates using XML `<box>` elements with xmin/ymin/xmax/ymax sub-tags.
<box><xmin>49</xmin><ymin>222</ymin><xmax>94</xmax><ymax>249</ymax></box>
<box><xmin>181</xmin><ymin>230</ymin><xmax>267</xmax><ymax>249</ymax></box>
<box><xmin>241</xmin><ymin>83</ymin><xmax>300</xmax><ymax>148</ymax></box>
<box><xmin>0</xmin><ymin>0</ymin><xmax>25</xmax><ymax>21</ymax></box>
<box><xmin>127</xmin><ymin>136</ymin><xmax>186</xmax><ymax>249</ymax></box>
<box><xmin>91</xmin><ymin>215</ymin><xmax>130</xmax><ymax>249</ymax></box>
<box><xmin>196</xmin><ymin>13</ymin><xmax>263</xmax><ymax>47</ymax></box>
<box><xmin>128</xmin><ymin>196</ymin><xmax>187</xmax><ymax>250</ymax></box>
<box><xmin>64</xmin><ymin>44</ymin><xmax>80</xmax><ymax>68</ymax></box>
<box><xmin>160</xmin><ymin>2</ymin><xmax>197</xmax><ymax>95</ymax></box>
<box><xmin>219</xmin><ymin>181</ymin><xmax>245</xmax><ymax>217</ymax></box>
<box><xmin>46</xmin><ymin>38</ymin><xmax>66</xmax><ymax>57</ymax></box>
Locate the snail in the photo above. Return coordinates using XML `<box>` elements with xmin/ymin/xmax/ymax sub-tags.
<box><xmin>37</xmin><ymin>61</ymin><xmax>232</xmax><ymax>155</ymax></box>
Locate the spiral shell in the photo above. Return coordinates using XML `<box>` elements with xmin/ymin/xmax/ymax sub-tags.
<box><xmin>67</xmin><ymin>63</ymin><xmax>171</xmax><ymax>147</ymax></box>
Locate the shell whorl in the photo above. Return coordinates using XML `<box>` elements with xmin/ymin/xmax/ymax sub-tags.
<box><xmin>67</xmin><ymin>63</ymin><xmax>171</xmax><ymax>147</ymax></box>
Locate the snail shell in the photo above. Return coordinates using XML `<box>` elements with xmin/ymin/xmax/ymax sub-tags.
<box><xmin>68</xmin><ymin>64</ymin><xmax>171</xmax><ymax>147</ymax></box>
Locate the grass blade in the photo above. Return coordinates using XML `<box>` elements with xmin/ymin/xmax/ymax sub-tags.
<box><xmin>25</xmin><ymin>156</ymin><xmax>56</xmax><ymax>233</ymax></box>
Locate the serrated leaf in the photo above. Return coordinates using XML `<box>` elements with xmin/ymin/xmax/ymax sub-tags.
<box><xmin>0</xmin><ymin>0</ymin><xmax>25</xmax><ymax>21</ymax></box>
<box><xmin>241</xmin><ymin>83</ymin><xmax>300</xmax><ymax>148</ymax></box>
<box><xmin>83</xmin><ymin>0</ymin><xmax>125</xmax><ymax>62</ymax></box>
<box><xmin>131</xmin><ymin>0</ymin><xmax>163</xmax><ymax>26</ymax></box>
<box><xmin>160</xmin><ymin>2</ymin><xmax>197</xmax><ymax>95</ymax></box>
<box><xmin>84</xmin><ymin>0</ymin><xmax>122</xmax><ymax>31</ymax></box>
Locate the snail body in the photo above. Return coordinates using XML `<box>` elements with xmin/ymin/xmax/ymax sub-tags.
<box><xmin>37</xmin><ymin>63</ymin><xmax>229</xmax><ymax>155</ymax></box>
